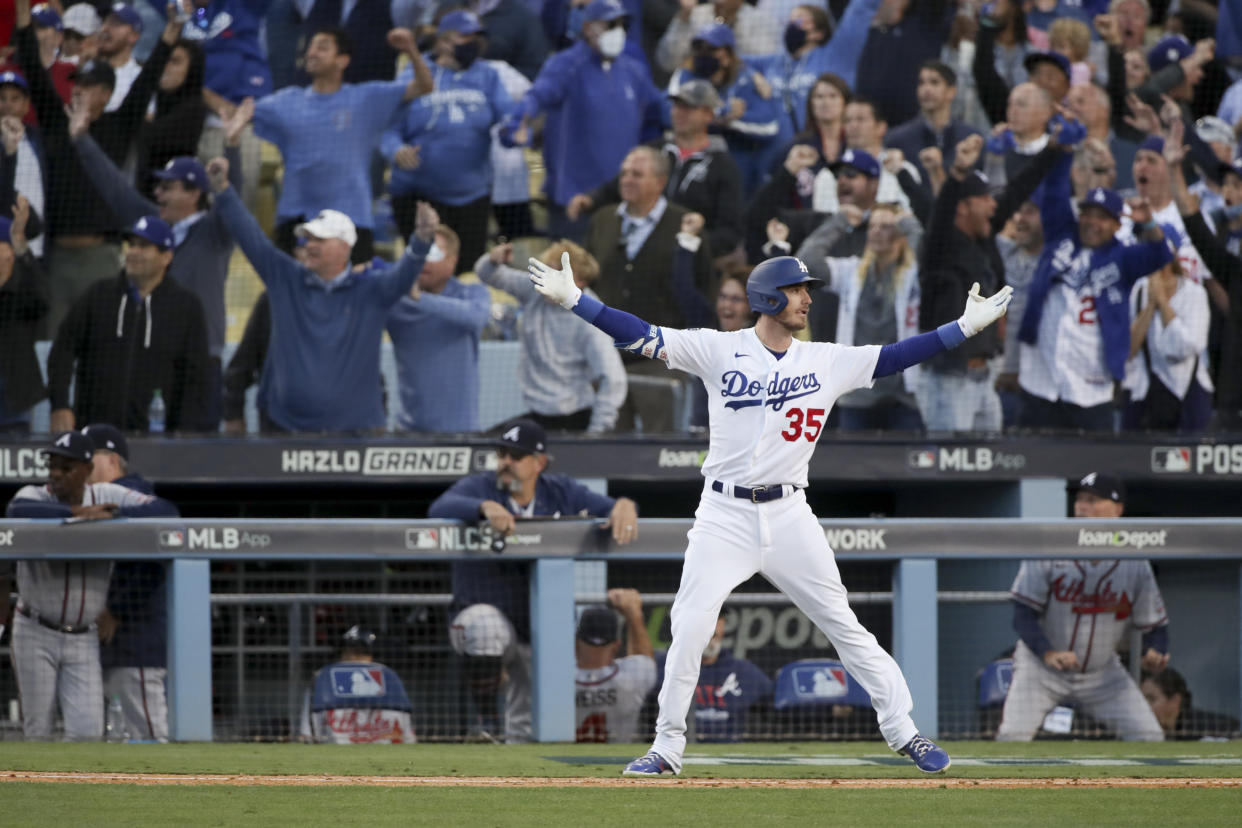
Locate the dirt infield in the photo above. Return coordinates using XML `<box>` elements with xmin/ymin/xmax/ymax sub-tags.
<box><xmin>3</xmin><ymin>772</ymin><xmax>1240</xmax><ymax>789</ymax></box>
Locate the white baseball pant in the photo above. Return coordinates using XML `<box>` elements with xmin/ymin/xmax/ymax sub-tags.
<box><xmin>11</xmin><ymin>613</ymin><xmax>104</xmax><ymax>741</ymax></box>
<box><xmin>105</xmin><ymin>667</ymin><xmax>169</xmax><ymax>742</ymax></box>
<box><xmin>650</xmin><ymin>486</ymin><xmax>920</xmax><ymax>771</ymax></box>
<box><xmin>997</xmin><ymin>642</ymin><xmax>1164</xmax><ymax>741</ymax></box>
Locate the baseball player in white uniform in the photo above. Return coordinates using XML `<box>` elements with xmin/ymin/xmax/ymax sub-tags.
<box><xmin>4</xmin><ymin>431</ymin><xmax>177</xmax><ymax>741</ymax></box>
<box><xmin>528</xmin><ymin>252</ymin><xmax>1014</xmax><ymax>775</ymax></box>
<box><xmin>997</xmin><ymin>471</ymin><xmax>1169</xmax><ymax>741</ymax></box>
<box><xmin>575</xmin><ymin>588</ymin><xmax>657</xmax><ymax>743</ymax></box>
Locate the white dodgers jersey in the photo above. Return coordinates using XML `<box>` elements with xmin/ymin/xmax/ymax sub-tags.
<box><xmin>661</xmin><ymin>327</ymin><xmax>881</xmax><ymax>487</ymax></box>
<box><xmin>1010</xmin><ymin>559</ymin><xmax>1167</xmax><ymax>673</ymax></box>
<box><xmin>575</xmin><ymin>655</ymin><xmax>657</xmax><ymax>743</ymax></box>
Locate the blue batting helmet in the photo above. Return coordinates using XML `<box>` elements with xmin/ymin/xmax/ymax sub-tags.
<box><xmin>745</xmin><ymin>256</ymin><xmax>823</xmax><ymax>315</ymax></box>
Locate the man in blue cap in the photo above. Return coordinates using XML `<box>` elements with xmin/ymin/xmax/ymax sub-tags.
<box><xmin>69</xmin><ymin>101</ymin><xmax>250</xmax><ymax>428</ymax></box>
<box><xmin>1017</xmin><ymin>134</ymin><xmax>1173</xmax><ymax>431</ymax></box>
<box><xmin>47</xmin><ymin>215</ymin><xmax>212</xmax><ymax>433</ymax></box>
<box><xmin>502</xmin><ymin>0</ymin><xmax>663</xmax><ymax>241</ymax></box>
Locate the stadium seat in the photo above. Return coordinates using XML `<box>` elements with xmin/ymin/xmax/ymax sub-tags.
<box><xmin>772</xmin><ymin>658</ymin><xmax>872</xmax><ymax>711</ymax></box>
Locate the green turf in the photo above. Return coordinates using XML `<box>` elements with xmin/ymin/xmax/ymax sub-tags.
<box><xmin>1</xmin><ymin>740</ymin><xmax>1240</xmax><ymax>778</ymax></box>
<box><xmin>2</xmin><ymin>785</ymin><xmax>1240</xmax><ymax>827</ymax></box>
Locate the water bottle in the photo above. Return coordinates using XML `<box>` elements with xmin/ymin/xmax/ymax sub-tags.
<box><xmin>106</xmin><ymin>694</ymin><xmax>129</xmax><ymax>743</ymax></box>
<box><xmin>148</xmin><ymin>389</ymin><xmax>166</xmax><ymax>434</ymax></box>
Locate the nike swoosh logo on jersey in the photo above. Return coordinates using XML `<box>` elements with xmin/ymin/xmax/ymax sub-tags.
<box><xmin>734</xmin><ymin>353</ymin><xmax>747</xmax><ymax>358</ymax></box>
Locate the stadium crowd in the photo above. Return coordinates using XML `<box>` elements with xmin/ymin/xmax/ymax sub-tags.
<box><xmin>0</xmin><ymin>0</ymin><xmax>1238</xmax><ymax>436</ymax></box>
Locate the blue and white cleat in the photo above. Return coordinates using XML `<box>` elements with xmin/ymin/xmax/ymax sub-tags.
<box><xmin>900</xmin><ymin>735</ymin><xmax>951</xmax><ymax>774</ymax></box>
<box><xmin>622</xmin><ymin>751</ymin><xmax>676</xmax><ymax>777</ymax></box>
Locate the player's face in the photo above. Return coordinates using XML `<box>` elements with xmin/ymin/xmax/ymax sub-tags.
<box><xmin>47</xmin><ymin>455</ymin><xmax>92</xmax><ymax>502</ymax></box>
<box><xmin>774</xmin><ymin>284</ymin><xmax>811</xmax><ymax>332</ymax></box>
<box><xmin>1140</xmin><ymin>679</ymin><xmax>1180</xmax><ymax>732</ymax></box>
<box><xmin>1077</xmin><ymin>206</ymin><xmax>1119</xmax><ymax>249</ymax></box>
<box><xmin>495</xmin><ymin>448</ymin><xmax>544</xmax><ymax>493</ymax></box>
<box><xmin>1074</xmin><ymin>491</ymin><xmax>1124</xmax><ymax>518</ymax></box>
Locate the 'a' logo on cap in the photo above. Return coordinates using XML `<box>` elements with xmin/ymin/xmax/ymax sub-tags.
<box><xmin>55</xmin><ymin>433</ymin><xmax>71</xmax><ymax>448</ymax></box>
<box><xmin>503</xmin><ymin>426</ymin><xmax>520</xmax><ymax>442</ymax></box>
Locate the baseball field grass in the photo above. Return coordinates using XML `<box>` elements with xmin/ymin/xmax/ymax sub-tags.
<box><xmin>3</xmin><ymin>740</ymin><xmax>1240</xmax><ymax>826</ymax></box>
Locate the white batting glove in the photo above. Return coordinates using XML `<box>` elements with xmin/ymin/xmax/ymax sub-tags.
<box><xmin>528</xmin><ymin>252</ymin><xmax>582</xmax><ymax>310</ymax></box>
<box><xmin>957</xmin><ymin>282</ymin><xmax>1014</xmax><ymax>337</ymax></box>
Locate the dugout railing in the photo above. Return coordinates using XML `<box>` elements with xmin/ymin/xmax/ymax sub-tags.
<box><xmin>2</xmin><ymin>516</ymin><xmax>1240</xmax><ymax>742</ymax></box>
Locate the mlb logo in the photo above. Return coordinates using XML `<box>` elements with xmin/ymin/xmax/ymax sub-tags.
<box><xmin>330</xmin><ymin>666</ymin><xmax>385</xmax><ymax>698</ymax></box>
<box><xmin>908</xmin><ymin>450</ymin><xmax>935</xmax><ymax>470</ymax></box>
<box><xmin>405</xmin><ymin>528</ymin><xmax>438</xmax><ymax>550</ymax></box>
<box><xmin>1151</xmin><ymin>447</ymin><xmax>1191</xmax><ymax>473</ymax></box>
<box><xmin>793</xmin><ymin>665</ymin><xmax>847</xmax><ymax>700</ymax></box>
<box><xmin>159</xmin><ymin>529</ymin><xmax>184</xmax><ymax>548</ymax></box>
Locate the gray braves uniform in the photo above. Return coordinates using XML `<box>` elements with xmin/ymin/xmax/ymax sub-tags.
<box><xmin>8</xmin><ymin>482</ymin><xmax>158</xmax><ymax>741</ymax></box>
<box><xmin>575</xmin><ymin>654</ymin><xmax>658</xmax><ymax>743</ymax></box>
<box><xmin>998</xmin><ymin>559</ymin><xmax>1168</xmax><ymax>741</ymax></box>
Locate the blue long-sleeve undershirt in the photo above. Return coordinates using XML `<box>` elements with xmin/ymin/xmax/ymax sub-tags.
<box><xmin>572</xmin><ymin>293</ymin><xmax>966</xmax><ymax>377</ymax></box>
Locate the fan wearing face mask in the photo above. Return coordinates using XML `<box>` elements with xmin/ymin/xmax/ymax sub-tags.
<box><xmin>749</xmin><ymin>0</ymin><xmax>881</xmax><ymax>134</ymax></box>
<box><xmin>382</xmin><ymin>10</ymin><xmax>516</xmax><ymax>272</ymax></box>
<box><xmin>500</xmin><ymin>0</ymin><xmax>664</xmax><ymax>241</ymax></box>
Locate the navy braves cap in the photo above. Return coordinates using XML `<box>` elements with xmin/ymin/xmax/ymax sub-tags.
<box><xmin>691</xmin><ymin>22</ymin><xmax>735</xmax><ymax>49</ymax></box>
<box><xmin>71</xmin><ymin>58</ymin><xmax>116</xmax><ymax>89</ymax></box>
<box><xmin>1078</xmin><ymin>186</ymin><xmax>1123</xmax><ymax>221</ymax></box>
<box><xmin>82</xmin><ymin>423</ymin><xmax>129</xmax><ymax>460</ymax></box>
<box><xmin>0</xmin><ymin>70</ymin><xmax>29</xmax><ymax>94</ymax></box>
<box><xmin>106</xmin><ymin>2</ymin><xmax>143</xmax><ymax>32</ymax></box>
<box><xmin>1148</xmin><ymin>35</ymin><xmax>1193</xmax><ymax>73</ymax></box>
<box><xmin>42</xmin><ymin>431</ymin><xmax>94</xmax><ymax>462</ymax></box>
<box><xmin>831</xmin><ymin>148</ymin><xmax>880</xmax><ymax>179</ymax></box>
<box><xmin>1070</xmin><ymin>471</ymin><xmax>1125</xmax><ymax>503</ymax></box>
<box><xmin>153</xmin><ymin>156</ymin><xmax>208</xmax><ymax>189</ymax></box>
<box><xmin>493</xmin><ymin>418</ymin><xmax>547</xmax><ymax>457</ymax></box>
<box><xmin>1023</xmin><ymin>50</ymin><xmax>1071</xmax><ymax>81</ymax></box>
<box><xmin>583</xmin><ymin>0</ymin><xmax>627</xmax><ymax>23</ymax></box>
<box><xmin>438</xmin><ymin>9</ymin><xmax>484</xmax><ymax>35</ymax></box>
<box><xmin>577</xmin><ymin>606</ymin><xmax>619</xmax><ymax>646</ymax></box>
<box><xmin>31</xmin><ymin>3</ymin><xmax>62</xmax><ymax>30</ymax></box>
<box><xmin>126</xmin><ymin>215</ymin><xmax>175</xmax><ymax>250</ymax></box>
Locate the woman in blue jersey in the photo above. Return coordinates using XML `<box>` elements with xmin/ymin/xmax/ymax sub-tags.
<box><xmin>382</xmin><ymin>10</ymin><xmax>515</xmax><ymax>272</ymax></box>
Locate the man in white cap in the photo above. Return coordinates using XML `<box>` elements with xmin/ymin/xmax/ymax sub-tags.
<box><xmin>61</xmin><ymin>3</ymin><xmax>102</xmax><ymax>63</ymax></box>
<box><xmin>208</xmin><ymin>154</ymin><xmax>440</xmax><ymax>433</ymax></box>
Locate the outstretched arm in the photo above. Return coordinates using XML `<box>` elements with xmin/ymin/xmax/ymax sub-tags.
<box><xmin>873</xmin><ymin>282</ymin><xmax>1014</xmax><ymax>378</ymax></box>
<box><xmin>528</xmin><ymin>253</ymin><xmax>661</xmax><ymax>357</ymax></box>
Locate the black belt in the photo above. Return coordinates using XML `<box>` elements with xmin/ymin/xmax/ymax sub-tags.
<box><xmin>16</xmin><ymin>604</ymin><xmax>94</xmax><ymax>635</ymax></box>
<box><xmin>710</xmin><ymin>480</ymin><xmax>794</xmax><ymax>503</ymax></box>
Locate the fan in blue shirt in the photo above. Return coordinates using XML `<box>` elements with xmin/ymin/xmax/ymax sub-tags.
<box><xmin>240</xmin><ymin>25</ymin><xmax>432</xmax><ymax>261</ymax></box>
<box><xmin>207</xmin><ymin>154</ymin><xmax>439</xmax><ymax>433</ymax></box>
<box><xmin>381</xmin><ymin>11</ymin><xmax>516</xmax><ymax>270</ymax></box>
<box><xmin>386</xmin><ymin>225</ymin><xmax>490</xmax><ymax>433</ymax></box>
